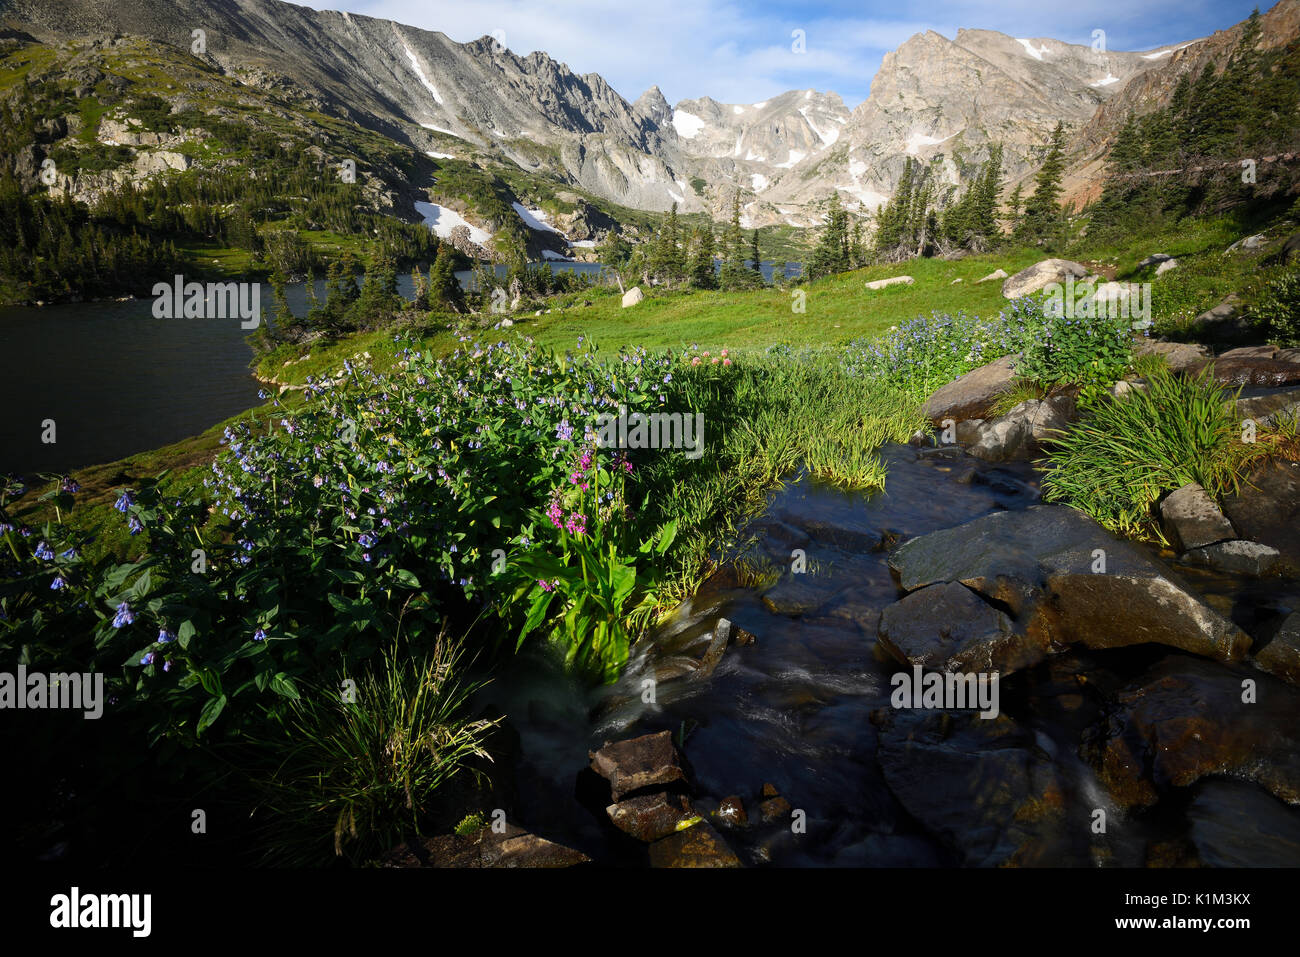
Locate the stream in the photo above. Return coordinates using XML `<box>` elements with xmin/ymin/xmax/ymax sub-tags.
<box><xmin>471</xmin><ymin>443</ymin><xmax>1300</xmax><ymax>866</ymax></box>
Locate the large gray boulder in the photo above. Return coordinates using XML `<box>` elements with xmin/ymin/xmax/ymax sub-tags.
<box><xmin>888</xmin><ymin>505</ymin><xmax>1251</xmax><ymax>662</ymax></box>
<box><xmin>920</xmin><ymin>355</ymin><xmax>1017</xmax><ymax>423</ymax></box>
<box><xmin>1221</xmin><ymin>461</ymin><xmax>1300</xmax><ymax>575</ymax></box>
<box><xmin>1001</xmin><ymin>258</ymin><xmax>1088</xmax><ymax>299</ymax></box>
<box><xmin>1255</xmin><ymin>612</ymin><xmax>1300</xmax><ymax>685</ymax></box>
<box><xmin>1131</xmin><ymin>338</ymin><xmax>1208</xmax><ymax>373</ymax></box>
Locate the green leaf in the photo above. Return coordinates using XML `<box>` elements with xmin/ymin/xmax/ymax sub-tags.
<box><xmin>197</xmin><ymin>694</ymin><xmax>227</xmax><ymax>734</ymax></box>
<box><xmin>269</xmin><ymin>673</ymin><xmax>300</xmax><ymax>700</ymax></box>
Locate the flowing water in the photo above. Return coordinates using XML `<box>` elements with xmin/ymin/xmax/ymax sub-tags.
<box><xmin>472</xmin><ymin>443</ymin><xmax>1300</xmax><ymax>866</ymax></box>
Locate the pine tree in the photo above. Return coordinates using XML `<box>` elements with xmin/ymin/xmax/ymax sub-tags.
<box><xmin>429</xmin><ymin>243</ymin><xmax>464</xmax><ymax>312</ymax></box>
<box><xmin>749</xmin><ymin>229</ymin><xmax>763</xmax><ymax>278</ymax></box>
<box><xmin>689</xmin><ymin>224</ymin><xmax>717</xmax><ymax>289</ymax></box>
<box><xmin>1016</xmin><ymin>121</ymin><xmax>1067</xmax><ymax>244</ymax></box>
<box><xmin>411</xmin><ymin>263</ymin><xmax>429</xmax><ymax>310</ymax></box>
<box><xmin>719</xmin><ymin>191</ymin><xmax>749</xmax><ymax>289</ymax></box>
<box><xmin>807</xmin><ymin>192</ymin><xmax>850</xmax><ymax>279</ymax></box>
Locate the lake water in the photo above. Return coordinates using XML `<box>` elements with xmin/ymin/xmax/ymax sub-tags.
<box><xmin>0</xmin><ymin>259</ymin><xmax>800</xmax><ymax>475</ymax></box>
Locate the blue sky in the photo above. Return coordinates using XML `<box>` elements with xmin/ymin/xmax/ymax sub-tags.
<box><xmin>305</xmin><ymin>0</ymin><xmax>1272</xmax><ymax>107</ymax></box>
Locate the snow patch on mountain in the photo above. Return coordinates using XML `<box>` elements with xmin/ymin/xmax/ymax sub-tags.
<box><xmin>671</xmin><ymin>109</ymin><xmax>705</xmax><ymax>138</ymax></box>
<box><xmin>402</xmin><ymin>43</ymin><xmax>443</xmax><ymax>104</ymax></box>
<box><xmin>415</xmin><ymin>201</ymin><xmax>492</xmax><ymax>244</ymax></box>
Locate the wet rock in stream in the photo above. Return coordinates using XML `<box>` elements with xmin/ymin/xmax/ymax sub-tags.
<box><xmin>871</xmin><ymin>707</ymin><xmax>1074</xmax><ymax>867</ymax></box>
<box><xmin>589</xmin><ymin>731</ymin><xmax>686</xmax><ymax>801</ymax></box>
<box><xmin>1153</xmin><ymin>779</ymin><xmax>1300</xmax><ymax>867</ymax></box>
<box><xmin>877</xmin><ymin>580</ymin><xmax>1045</xmax><ymax>676</ymax></box>
<box><xmin>888</xmin><ymin>505</ymin><xmax>1251</xmax><ymax>663</ymax></box>
<box><xmin>383</xmin><ymin>822</ymin><xmax>591</xmax><ymax>868</ymax></box>
<box><xmin>1083</xmin><ymin>656</ymin><xmax>1300</xmax><ymax>809</ymax></box>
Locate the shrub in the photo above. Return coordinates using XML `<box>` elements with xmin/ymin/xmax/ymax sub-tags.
<box><xmin>1253</xmin><ymin>267</ymin><xmax>1300</xmax><ymax>345</ymax></box>
<box><xmin>1015</xmin><ymin>306</ymin><xmax>1132</xmax><ymax>387</ymax></box>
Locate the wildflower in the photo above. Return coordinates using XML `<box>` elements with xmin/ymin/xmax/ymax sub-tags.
<box><xmin>112</xmin><ymin>601</ymin><xmax>135</xmax><ymax>628</ymax></box>
<box><xmin>114</xmin><ymin>490</ymin><xmax>134</xmax><ymax>512</ymax></box>
<box><xmin>128</xmin><ymin>516</ymin><xmax>144</xmax><ymax>536</ymax></box>
<box><xmin>140</xmin><ymin>652</ymin><xmax>155</xmax><ymax>666</ymax></box>
<box><xmin>60</xmin><ymin>477</ymin><xmax>80</xmax><ymax>494</ymax></box>
<box><xmin>723</xmin><ymin>358</ymin><xmax>731</xmax><ymax>366</ymax></box>
<box><xmin>163</xmin><ymin>660</ymin><xmax>172</xmax><ymax>673</ymax></box>
<box><xmin>158</xmin><ymin>628</ymin><xmax>174</xmax><ymax>643</ymax></box>
<box><xmin>34</xmin><ymin>541</ymin><xmax>54</xmax><ymax>561</ymax></box>
<box><xmin>253</xmin><ymin>628</ymin><xmax>267</xmax><ymax>642</ymax></box>
<box><xmin>50</xmin><ymin>576</ymin><xmax>68</xmax><ymax>590</ymax></box>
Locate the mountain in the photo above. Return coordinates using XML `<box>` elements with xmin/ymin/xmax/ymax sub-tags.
<box><xmin>5</xmin><ymin>0</ymin><xmax>1294</xmax><ymax>239</ymax></box>
<box><xmin>737</xmin><ymin>28</ymin><xmax>1187</xmax><ymax>227</ymax></box>
<box><xmin>4</xmin><ymin>0</ymin><xmax>701</xmax><ymax>213</ymax></box>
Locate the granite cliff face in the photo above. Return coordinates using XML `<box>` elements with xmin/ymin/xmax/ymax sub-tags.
<box><xmin>6</xmin><ymin>0</ymin><xmax>1294</xmax><ymax>226</ymax></box>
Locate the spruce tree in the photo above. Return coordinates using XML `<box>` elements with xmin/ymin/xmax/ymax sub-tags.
<box><xmin>689</xmin><ymin>224</ymin><xmax>718</xmax><ymax>289</ymax></box>
<box><xmin>429</xmin><ymin>243</ymin><xmax>464</xmax><ymax>312</ymax></box>
<box><xmin>1016</xmin><ymin>122</ymin><xmax>1067</xmax><ymax>244</ymax></box>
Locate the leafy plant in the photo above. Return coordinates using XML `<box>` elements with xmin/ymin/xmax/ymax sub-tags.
<box><xmin>1015</xmin><ymin>303</ymin><xmax>1132</xmax><ymax>387</ymax></box>
<box><xmin>1253</xmin><ymin>267</ymin><xmax>1300</xmax><ymax>345</ymax></box>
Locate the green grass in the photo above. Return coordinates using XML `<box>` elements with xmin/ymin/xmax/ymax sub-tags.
<box><xmin>1039</xmin><ymin>365</ymin><xmax>1267</xmax><ymax>541</ymax></box>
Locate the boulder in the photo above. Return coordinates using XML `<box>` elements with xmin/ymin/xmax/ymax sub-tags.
<box><xmin>888</xmin><ymin>505</ymin><xmax>1251</xmax><ymax>662</ymax></box>
<box><xmin>1001</xmin><ymin>259</ymin><xmax>1089</xmax><ymax>299</ymax></box>
<box><xmin>648</xmin><ymin>820</ymin><xmax>741</xmax><ymax>867</ymax></box>
<box><xmin>606</xmin><ymin>792</ymin><xmax>696</xmax><ymax>842</ymax></box>
<box><xmin>589</xmin><ymin>731</ymin><xmax>686</xmax><ymax>801</ymax></box>
<box><xmin>1191</xmin><ymin>345</ymin><xmax>1300</xmax><ymax>387</ymax></box>
<box><xmin>877</xmin><ymin>581</ymin><xmax>1044</xmax><ymax>676</ymax></box>
<box><xmin>761</xmin><ymin>576</ymin><xmax>839</xmax><ymax>616</ymax></box>
<box><xmin>1221</xmin><ymin>461</ymin><xmax>1300</xmax><ymax>574</ymax></box>
<box><xmin>967</xmin><ymin>397</ymin><xmax>1072</xmax><ymax>462</ymax></box>
<box><xmin>1138</xmin><ymin>253</ymin><xmax>1173</xmax><ymax>268</ymax></box>
<box><xmin>1255</xmin><ymin>612</ymin><xmax>1300</xmax><ymax>685</ymax></box>
<box><xmin>1083</xmin><ymin>657</ymin><xmax>1300</xmax><ymax>808</ymax></box>
<box><xmin>920</xmin><ymin>354</ymin><xmax>1018</xmax><ymax>423</ymax></box>
<box><xmin>1131</xmin><ymin>338</ymin><xmax>1209</xmax><ymax>373</ymax></box>
<box><xmin>1187</xmin><ymin>295</ymin><xmax>1257</xmax><ymax>346</ymax></box>
<box><xmin>1181</xmin><ymin>540</ymin><xmax>1281</xmax><ymax>577</ymax></box>
<box><xmin>1235</xmin><ymin>385</ymin><xmax>1300</xmax><ymax>428</ymax></box>
<box><xmin>621</xmin><ymin>286</ymin><xmax>644</xmax><ymax>307</ymax></box>
<box><xmin>1158</xmin><ymin>482</ymin><xmax>1236</xmax><ymax>551</ymax></box>
<box><xmin>872</xmin><ymin>708</ymin><xmax>1070</xmax><ymax>866</ymax></box>
<box><xmin>1155</xmin><ymin>259</ymin><xmax>1179</xmax><ymax>276</ymax></box>
<box><xmin>865</xmin><ymin>275</ymin><xmax>914</xmax><ymax>290</ymax></box>
<box><xmin>1265</xmin><ymin>231</ymin><xmax>1300</xmax><ymax>267</ymax></box>
<box><xmin>1225</xmin><ymin>233</ymin><xmax>1267</xmax><ymax>253</ymax></box>
<box><xmin>975</xmin><ymin>268</ymin><xmax>1008</xmax><ymax>284</ymax></box>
